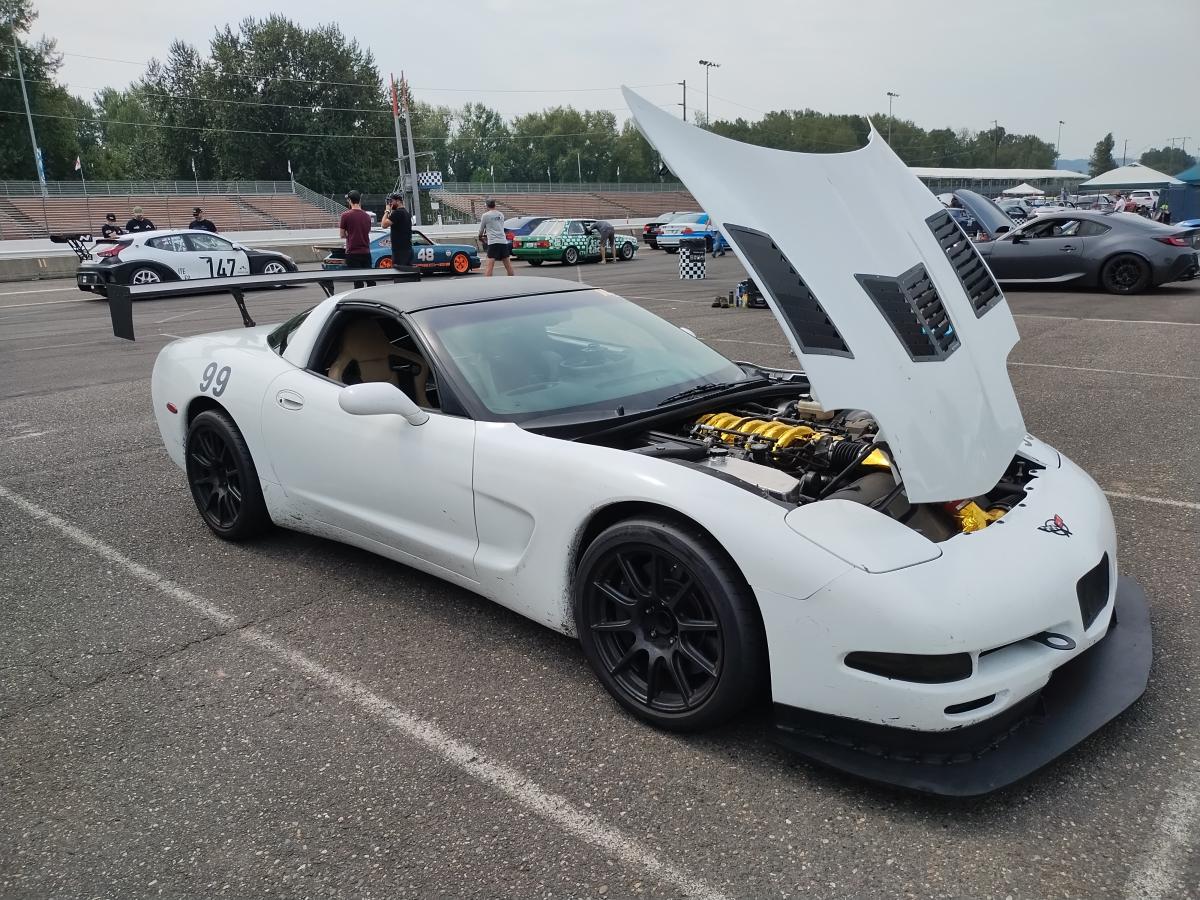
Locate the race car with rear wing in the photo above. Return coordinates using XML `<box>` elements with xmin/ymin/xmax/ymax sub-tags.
<box><xmin>107</xmin><ymin>88</ymin><xmax>1151</xmax><ymax>796</ymax></box>
<box><xmin>72</xmin><ymin>229</ymin><xmax>297</xmax><ymax>296</ymax></box>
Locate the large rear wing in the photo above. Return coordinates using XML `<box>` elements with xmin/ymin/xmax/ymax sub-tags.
<box><xmin>106</xmin><ymin>268</ymin><xmax>420</xmax><ymax>341</ymax></box>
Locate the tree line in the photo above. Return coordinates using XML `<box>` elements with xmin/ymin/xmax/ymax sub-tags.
<box><xmin>3</xmin><ymin>3</ymin><xmax>1193</xmax><ymax>196</ymax></box>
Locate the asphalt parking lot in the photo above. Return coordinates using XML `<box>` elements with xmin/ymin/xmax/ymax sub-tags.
<box><xmin>0</xmin><ymin>248</ymin><xmax>1197</xmax><ymax>899</ymax></box>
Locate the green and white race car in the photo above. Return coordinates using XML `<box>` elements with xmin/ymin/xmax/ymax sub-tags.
<box><xmin>511</xmin><ymin>218</ymin><xmax>638</xmax><ymax>266</ymax></box>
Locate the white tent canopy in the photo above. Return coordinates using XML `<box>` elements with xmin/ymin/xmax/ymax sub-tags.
<box><xmin>1001</xmin><ymin>182</ymin><xmax>1044</xmax><ymax>196</ymax></box>
<box><xmin>1078</xmin><ymin>163</ymin><xmax>1184</xmax><ymax>190</ymax></box>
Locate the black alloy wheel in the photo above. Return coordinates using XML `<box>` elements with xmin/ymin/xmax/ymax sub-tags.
<box><xmin>185</xmin><ymin>410</ymin><xmax>270</xmax><ymax>541</ymax></box>
<box><xmin>575</xmin><ymin>517</ymin><xmax>766</xmax><ymax>731</ymax></box>
<box><xmin>1101</xmin><ymin>253</ymin><xmax>1151</xmax><ymax>294</ymax></box>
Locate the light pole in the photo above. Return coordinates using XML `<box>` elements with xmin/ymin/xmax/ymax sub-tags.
<box><xmin>991</xmin><ymin>119</ymin><xmax>1001</xmax><ymax>167</ymax></box>
<box><xmin>885</xmin><ymin>91</ymin><xmax>900</xmax><ymax>144</ymax></box>
<box><xmin>1056</xmin><ymin>120</ymin><xmax>1064</xmax><ymax>158</ymax></box>
<box><xmin>677</xmin><ymin>80</ymin><xmax>687</xmax><ymax>121</ymax></box>
<box><xmin>698</xmin><ymin>60</ymin><xmax>720</xmax><ymax>124</ymax></box>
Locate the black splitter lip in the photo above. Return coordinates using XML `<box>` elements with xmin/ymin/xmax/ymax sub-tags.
<box><xmin>773</xmin><ymin>576</ymin><xmax>1152</xmax><ymax>797</ymax></box>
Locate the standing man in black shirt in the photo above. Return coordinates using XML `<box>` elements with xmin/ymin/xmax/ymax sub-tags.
<box><xmin>100</xmin><ymin>213</ymin><xmax>124</xmax><ymax>239</ymax></box>
<box><xmin>381</xmin><ymin>192</ymin><xmax>413</xmax><ymax>267</ymax></box>
<box><xmin>189</xmin><ymin>207</ymin><xmax>217</xmax><ymax>232</ymax></box>
<box><xmin>125</xmin><ymin>207</ymin><xmax>155</xmax><ymax>233</ymax></box>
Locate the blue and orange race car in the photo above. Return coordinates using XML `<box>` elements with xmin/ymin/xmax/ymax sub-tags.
<box><xmin>320</xmin><ymin>229</ymin><xmax>480</xmax><ymax>275</ymax></box>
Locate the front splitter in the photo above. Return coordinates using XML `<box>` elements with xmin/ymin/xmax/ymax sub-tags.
<box><xmin>773</xmin><ymin>576</ymin><xmax>1152</xmax><ymax>797</ymax></box>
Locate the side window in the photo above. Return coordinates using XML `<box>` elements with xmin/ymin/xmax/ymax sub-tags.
<box><xmin>1022</xmin><ymin>220</ymin><xmax>1060</xmax><ymax>239</ymax></box>
<box><xmin>1077</xmin><ymin>220</ymin><xmax>1111</xmax><ymax>237</ymax></box>
<box><xmin>313</xmin><ymin>309</ymin><xmax>442</xmax><ymax>410</ymax></box>
<box><xmin>567</xmin><ymin>221</ymin><xmax>585</xmax><ymax>235</ymax></box>
<box><xmin>147</xmin><ymin>235</ymin><xmax>187</xmax><ymax>252</ymax></box>
<box><xmin>187</xmin><ymin>233</ymin><xmax>234</xmax><ymax>252</ymax></box>
<box><xmin>412</xmin><ymin>232</ymin><xmax>433</xmax><ymax>246</ymax></box>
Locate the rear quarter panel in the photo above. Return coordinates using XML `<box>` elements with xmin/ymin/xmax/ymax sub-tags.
<box><xmin>151</xmin><ymin>325</ymin><xmax>297</xmax><ymax>483</ymax></box>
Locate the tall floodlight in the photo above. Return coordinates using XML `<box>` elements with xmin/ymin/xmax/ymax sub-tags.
<box><xmin>698</xmin><ymin>60</ymin><xmax>720</xmax><ymax>124</ymax></box>
<box><xmin>886</xmin><ymin>91</ymin><xmax>900</xmax><ymax>145</ymax></box>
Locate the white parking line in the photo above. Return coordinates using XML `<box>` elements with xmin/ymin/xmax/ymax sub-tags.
<box><xmin>0</xmin><ymin>286</ymin><xmax>78</xmax><ymax>297</ymax></box>
<box><xmin>1009</xmin><ymin>362</ymin><xmax>1200</xmax><ymax>382</ymax></box>
<box><xmin>1103</xmin><ymin>491</ymin><xmax>1200</xmax><ymax>511</ymax></box>
<box><xmin>0</xmin><ymin>483</ymin><xmax>729</xmax><ymax>900</ymax></box>
<box><xmin>0</xmin><ymin>297</ymin><xmax>93</xmax><ymax>310</ymax></box>
<box><xmin>1014</xmin><ymin>313</ymin><xmax>1200</xmax><ymax>328</ymax></box>
<box><xmin>1125</xmin><ymin>764</ymin><xmax>1200</xmax><ymax>899</ymax></box>
<box><xmin>14</xmin><ymin>339</ymin><xmax>114</xmax><ymax>353</ymax></box>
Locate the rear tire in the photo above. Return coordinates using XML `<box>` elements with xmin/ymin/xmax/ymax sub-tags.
<box><xmin>185</xmin><ymin>410</ymin><xmax>270</xmax><ymax>541</ymax></box>
<box><xmin>574</xmin><ymin>516</ymin><xmax>766</xmax><ymax>732</ymax></box>
<box><xmin>1101</xmin><ymin>254</ymin><xmax>1151</xmax><ymax>294</ymax></box>
<box><xmin>664</xmin><ymin>247</ymin><xmax>679</xmax><ymax>254</ymax></box>
<box><xmin>562</xmin><ymin>246</ymin><xmax>580</xmax><ymax>265</ymax></box>
<box><xmin>128</xmin><ymin>267</ymin><xmax>162</xmax><ymax>285</ymax></box>
<box><xmin>527</xmin><ymin>259</ymin><xmax>544</xmax><ymax>266</ymax></box>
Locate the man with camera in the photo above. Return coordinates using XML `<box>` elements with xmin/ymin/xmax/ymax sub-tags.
<box><xmin>381</xmin><ymin>192</ymin><xmax>413</xmax><ymax>267</ymax></box>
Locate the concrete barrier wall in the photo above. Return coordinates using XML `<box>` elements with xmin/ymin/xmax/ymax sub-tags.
<box><xmin>0</xmin><ymin>223</ymin><xmax>648</xmax><ymax>283</ymax></box>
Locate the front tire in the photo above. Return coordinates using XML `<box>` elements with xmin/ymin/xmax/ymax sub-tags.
<box><xmin>1101</xmin><ymin>254</ymin><xmax>1151</xmax><ymax>294</ymax></box>
<box><xmin>185</xmin><ymin>410</ymin><xmax>270</xmax><ymax>541</ymax></box>
<box><xmin>619</xmin><ymin>242</ymin><xmax>635</xmax><ymax>261</ymax></box>
<box><xmin>450</xmin><ymin>252</ymin><xmax>471</xmax><ymax>275</ymax></box>
<box><xmin>527</xmin><ymin>259</ymin><xmax>544</xmax><ymax>267</ymax></box>
<box><xmin>664</xmin><ymin>247</ymin><xmax>679</xmax><ymax>254</ymax></box>
<box><xmin>562</xmin><ymin>246</ymin><xmax>580</xmax><ymax>265</ymax></box>
<box><xmin>574</xmin><ymin>517</ymin><xmax>766</xmax><ymax>731</ymax></box>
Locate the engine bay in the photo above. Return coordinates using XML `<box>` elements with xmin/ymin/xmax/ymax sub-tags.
<box><xmin>627</xmin><ymin>396</ymin><xmax>1039</xmax><ymax>542</ymax></box>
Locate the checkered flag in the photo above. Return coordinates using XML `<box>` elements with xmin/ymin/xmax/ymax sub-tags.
<box><xmin>417</xmin><ymin>171</ymin><xmax>443</xmax><ymax>190</ymax></box>
<box><xmin>678</xmin><ymin>248</ymin><xmax>707</xmax><ymax>280</ymax></box>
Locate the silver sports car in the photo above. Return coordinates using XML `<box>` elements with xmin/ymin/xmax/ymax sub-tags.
<box><xmin>955</xmin><ymin>191</ymin><xmax>1199</xmax><ymax>294</ymax></box>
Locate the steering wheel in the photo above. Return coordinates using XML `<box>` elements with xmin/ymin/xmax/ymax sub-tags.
<box><xmin>503</xmin><ymin>381</ymin><xmax>560</xmax><ymax>397</ymax></box>
<box><xmin>560</xmin><ymin>343</ymin><xmax>626</xmax><ymax>372</ymax></box>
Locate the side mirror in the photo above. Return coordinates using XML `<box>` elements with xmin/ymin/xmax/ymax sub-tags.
<box><xmin>338</xmin><ymin>382</ymin><xmax>429</xmax><ymax>425</ymax></box>
<box><xmin>1010</xmin><ymin>233</ymin><xmax>1026</xmax><ymax>244</ymax></box>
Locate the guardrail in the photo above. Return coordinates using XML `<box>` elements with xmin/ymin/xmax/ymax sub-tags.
<box><xmin>434</xmin><ymin>182</ymin><xmax>689</xmax><ymax>194</ymax></box>
<box><xmin>0</xmin><ymin>180</ymin><xmax>301</xmax><ymax>197</ymax></box>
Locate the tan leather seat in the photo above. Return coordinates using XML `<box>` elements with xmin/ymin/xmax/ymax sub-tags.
<box><xmin>327</xmin><ymin>317</ymin><xmax>431</xmax><ymax>407</ymax></box>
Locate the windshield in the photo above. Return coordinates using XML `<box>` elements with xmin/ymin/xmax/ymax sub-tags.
<box><xmin>530</xmin><ymin>220</ymin><xmax>565</xmax><ymax>237</ymax></box>
<box><xmin>670</xmin><ymin>213</ymin><xmax>705</xmax><ymax>224</ymax></box>
<box><xmin>413</xmin><ymin>289</ymin><xmax>748</xmax><ymax>422</ymax></box>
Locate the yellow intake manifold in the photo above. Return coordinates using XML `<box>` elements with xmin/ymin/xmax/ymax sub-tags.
<box><xmin>695</xmin><ymin>413</ymin><xmax>891</xmax><ymax>468</ymax></box>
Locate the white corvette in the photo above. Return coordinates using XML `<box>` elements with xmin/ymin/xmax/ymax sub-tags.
<box><xmin>110</xmin><ymin>91</ymin><xmax>1151</xmax><ymax>796</ymax></box>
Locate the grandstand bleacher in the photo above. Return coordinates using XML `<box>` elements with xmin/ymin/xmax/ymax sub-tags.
<box><xmin>0</xmin><ymin>182</ymin><xmax>339</xmax><ymax>240</ymax></box>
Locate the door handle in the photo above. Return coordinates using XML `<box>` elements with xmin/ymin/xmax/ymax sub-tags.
<box><xmin>276</xmin><ymin>390</ymin><xmax>304</xmax><ymax>411</ymax></box>
<box><xmin>1059</xmin><ymin>246</ymin><xmax>1075</xmax><ymax>252</ymax></box>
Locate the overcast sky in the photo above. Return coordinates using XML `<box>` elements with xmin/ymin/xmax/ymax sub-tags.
<box><xmin>34</xmin><ymin>0</ymin><xmax>1199</xmax><ymax>164</ymax></box>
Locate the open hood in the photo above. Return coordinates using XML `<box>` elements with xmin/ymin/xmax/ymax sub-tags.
<box><xmin>624</xmin><ymin>88</ymin><xmax>1025</xmax><ymax>503</ymax></box>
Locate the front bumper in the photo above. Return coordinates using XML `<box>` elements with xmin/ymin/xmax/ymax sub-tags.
<box><xmin>774</xmin><ymin>576</ymin><xmax>1151</xmax><ymax>796</ymax></box>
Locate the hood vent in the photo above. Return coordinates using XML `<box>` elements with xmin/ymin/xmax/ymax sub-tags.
<box><xmin>855</xmin><ymin>263</ymin><xmax>959</xmax><ymax>361</ymax></box>
<box><xmin>928</xmin><ymin>210</ymin><xmax>1002</xmax><ymax>318</ymax></box>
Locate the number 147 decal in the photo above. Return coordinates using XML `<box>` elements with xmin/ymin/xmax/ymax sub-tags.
<box><xmin>200</xmin><ymin>256</ymin><xmax>237</xmax><ymax>277</ymax></box>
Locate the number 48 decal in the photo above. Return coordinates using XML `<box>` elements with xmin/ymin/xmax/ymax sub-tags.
<box><xmin>200</xmin><ymin>256</ymin><xmax>237</xmax><ymax>277</ymax></box>
<box><xmin>416</xmin><ymin>247</ymin><xmax>435</xmax><ymax>263</ymax></box>
<box><xmin>200</xmin><ymin>362</ymin><xmax>232</xmax><ymax>397</ymax></box>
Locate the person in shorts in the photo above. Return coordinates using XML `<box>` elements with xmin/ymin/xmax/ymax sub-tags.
<box><xmin>478</xmin><ymin>199</ymin><xmax>513</xmax><ymax>276</ymax></box>
<box><xmin>590</xmin><ymin>219</ymin><xmax>616</xmax><ymax>262</ymax></box>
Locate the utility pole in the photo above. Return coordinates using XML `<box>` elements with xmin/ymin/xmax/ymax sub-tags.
<box><xmin>577</xmin><ymin>149</ymin><xmax>582</xmax><ymax>183</ymax></box>
<box><xmin>1123</xmin><ymin>138</ymin><xmax>1128</xmax><ymax>166</ymax></box>
<box><xmin>1056</xmin><ymin>120</ymin><xmax>1064</xmax><ymax>158</ymax></box>
<box><xmin>12</xmin><ymin>30</ymin><xmax>46</xmax><ymax>196</ymax></box>
<box><xmin>886</xmin><ymin>91</ymin><xmax>899</xmax><ymax>145</ymax></box>
<box><xmin>678</xmin><ymin>80</ymin><xmax>687</xmax><ymax>122</ymax></box>
<box><xmin>400</xmin><ymin>73</ymin><xmax>421</xmax><ymax>226</ymax></box>
<box><xmin>991</xmin><ymin>119</ymin><xmax>1000</xmax><ymax>167</ymax></box>
<box><xmin>699</xmin><ymin>60</ymin><xmax>720</xmax><ymax>124</ymax></box>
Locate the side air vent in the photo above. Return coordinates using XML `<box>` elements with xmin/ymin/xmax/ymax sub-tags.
<box><xmin>723</xmin><ymin>223</ymin><xmax>852</xmax><ymax>356</ymax></box>
<box><xmin>1077</xmin><ymin>552</ymin><xmax>1111</xmax><ymax>630</ymax></box>
<box><xmin>855</xmin><ymin>263</ymin><xmax>959</xmax><ymax>361</ymax></box>
<box><xmin>927</xmin><ymin>210</ymin><xmax>1002</xmax><ymax>317</ymax></box>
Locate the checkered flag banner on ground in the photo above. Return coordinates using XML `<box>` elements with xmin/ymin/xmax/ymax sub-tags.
<box><xmin>417</xmin><ymin>171</ymin><xmax>443</xmax><ymax>190</ymax></box>
<box><xmin>679</xmin><ymin>251</ymin><xmax>706</xmax><ymax>280</ymax></box>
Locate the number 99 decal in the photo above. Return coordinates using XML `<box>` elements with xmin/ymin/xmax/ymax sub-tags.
<box><xmin>200</xmin><ymin>362</ymin><xmax>232</xmax><ymax>397</ymax></box>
